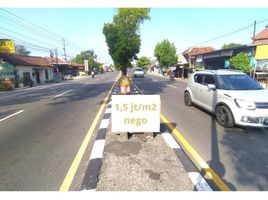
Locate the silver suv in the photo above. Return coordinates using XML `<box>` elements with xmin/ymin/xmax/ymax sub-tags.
<box><xmin>184</xmin><ymin>69</ymin><xmax>268</xmax><ymax>128</ymax></box>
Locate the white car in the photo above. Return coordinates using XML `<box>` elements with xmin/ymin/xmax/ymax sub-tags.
<box><xmin>132</xmin><ymin>68</ymin><xmax>145</xmax><ymax>78</ymax></box>
<box><xmin>184</xmin><ymin>69</ymin><xmax>268</xmax><ymax>128</ymax></box>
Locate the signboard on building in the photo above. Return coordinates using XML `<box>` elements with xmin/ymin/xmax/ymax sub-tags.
<box><xmin>112</xmin><ymin>95</ymin><xmax>161</xmax><ymax>133</ymax></box>
<box><xmin>255</xmin><ymin>45</ymin><xmax>268</xmax><ymax>60</ymax></box>
<box><xmin>84</xmin><ymin>60</ymin><xmax>89</xmax><ymax>72</ymax></box>
<box><xmin>0</xmin><ymin>62</ymin><xmax>15</xmax><ymax>80</ymax></box>
<box><xmin>0</xmin><ymin>39</ymin><xmax>15</xmax><ymax>53</ymax></box>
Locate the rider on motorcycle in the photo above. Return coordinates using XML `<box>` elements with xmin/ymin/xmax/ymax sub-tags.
<box><xmin>170</xmin><ymin>70</ymin><xmax>175</xmax><ymax>80</ymax></box>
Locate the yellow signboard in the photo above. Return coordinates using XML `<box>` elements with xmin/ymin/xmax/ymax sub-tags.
<box><xmin>255</xmin><ymin>45</ymin><xmax>268</xmax><ymax>60</ymax></box>
<box><xmin>0</xmin><ymin>39</ymin><xmax>15</xmax><ymax>53</ymax></box>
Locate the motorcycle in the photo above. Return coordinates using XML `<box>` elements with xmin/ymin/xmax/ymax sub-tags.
<box><xmin>169</xmin><ymin>73</ymin><xmax>175</xmax><ymax>80</ymax></box>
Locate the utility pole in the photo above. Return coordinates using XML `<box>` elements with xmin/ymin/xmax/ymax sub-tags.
<box><xmin>252</xmin><ymin>20</ymin><xmax>257</xmax><ymax>44</ymax></box>
<box><xmin>62</xmin><ymin>38</ymin><xmax>67</xmax><ymax>62</ymax></box>
<box><xmin>54</xmin><ymin>48</ymin><xmax>59</xmax><ymax>72</ymax></box>
<box><xmin>252</xmin><ymin>20</ymin><xmax>257</xmax><ymax>79</ymax></box>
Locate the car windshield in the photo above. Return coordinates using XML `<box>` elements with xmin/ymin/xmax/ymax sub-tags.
<box><xmin>215</xmin><ymin>74</ymin><xmax>263</xmax><ymax>90</ymax></box>
<box><xmin>134</xmin><ymin>69</ymin><xmax>143</xmax><ymax>71</ymax></box>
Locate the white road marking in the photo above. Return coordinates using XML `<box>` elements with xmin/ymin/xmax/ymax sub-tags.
<box><xmin>99</xmin><ymin>119</ymin><xmax>110</xmax><ymax>129</ymax></box>
<box><xmin>162</xmin><ymin>132</ymin><xmax>181</xmax><ymax>149</ymax></box>
<box><xmin>89</xmin><ymin>140</ymin><xmax>106</xmax><ymax>159</ymax></box>
<box><xmin>0</xmin><ymin>110</ymin><xmax>24</xmax><ymax>122</ymax></box>
<box><xmin>105</xmin><ymin>108</ymin><xmax>112</xmax><ymax>114</ymax></box>
<box><xmin>51</xmin><ymin>90</ymin><xmax>72</xmax><ymax>99</ymax></box>
<box><xmin>188</xmin><ymin>172</ymin><xmax>213</xmax><ymax>191</ymax></box>
<box><xmin>167</xmin><ymin>85</ymin><xmax>177</xmax><ymax>89</ymax></box>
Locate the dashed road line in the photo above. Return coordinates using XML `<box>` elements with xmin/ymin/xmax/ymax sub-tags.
<box><xmin>0</xmin><ymin>110</ymin><xmax>24</xmax><ymax>122</ymax></box>
<box><xmin>167</xmin><ymin>84</ymin><xmax>177</xmax><ymax>89</ymax></box>
<box><xmin>51</xmin><ymin>90</ymin><xmax>72</xmax><ymax>100</ymax></box>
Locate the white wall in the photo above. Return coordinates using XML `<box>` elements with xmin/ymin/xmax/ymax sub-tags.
<box><xmin>15</xmin><ymin>65</ymin><xmax>54</xmax><ymax>85</ymax></box>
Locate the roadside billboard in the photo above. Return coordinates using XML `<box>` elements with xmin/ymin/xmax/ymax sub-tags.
<box><xmin>0</xmin><ymin>39</ymin><xmax>15</xmax><ymax>53</ymax></box>
<box><xmin>112</xmin><ymin>95</ymin><xmax>161</xmax><ymax>133</ymax></box>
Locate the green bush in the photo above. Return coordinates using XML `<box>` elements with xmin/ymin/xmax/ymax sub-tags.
<box><xmin>0</xmin><ymin>80</ymin><xmax>13</xmax><ymax>91</ymax></box>
<box><xmin>229</xmin><ymin>52</ymin><xmax>253</xmax><ymax>73</ymax></box>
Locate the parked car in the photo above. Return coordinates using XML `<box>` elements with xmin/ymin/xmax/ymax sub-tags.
<box><xmin>132</xmin><ymin>68</ymin><xmax>145</xmax><ymax>78</ymax></box>
<box><xmin>184</xmin><ymin>69</ymin><xmax>268</xmax><ymax>128</ymax></box>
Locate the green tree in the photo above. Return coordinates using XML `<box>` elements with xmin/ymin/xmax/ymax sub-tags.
<box><xmin>229</xmin><ymin>52</ymin><xmax>253</xmax><ymax>73</ymax></box>
<box><xmin>154</xmin><ymin>39</ymin><xmax>177</xmax><ymax>69</ymax></box>
<box><xmin>72</xmin><ymin>49</ymin><xmax>97</xmax><ymax>64</ymax></box>
<box><xmin>137</xmin><ymin>56</ymin><xmax>151</xmax><ymax>68</ymax></box>
<box><xmin>221</xmin><ymin>43</ymin><xmax>242</xmax><ymax>49</ymax></box>
<box><xmin>15</xmin><ymin>45</ymin><xmax>31</xmax><ymax>55</ymax></box>
<box><xmin>103</xmin><ymin>8</ymin><xmax>150</xmax><ymax>75</ymax></box>
<box><xmin>72</xmin><ymin>49</ymin><xmax>100</xmax><ymax>70</ymax></box>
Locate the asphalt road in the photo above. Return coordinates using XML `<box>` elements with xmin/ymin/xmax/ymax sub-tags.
<box><xmin>133</xmin><ymin>74</ymin><xmax>268</xmax><ymax>191</ymax></box>
<box><xmin>0</xmin><ymin>71</ymin><xmax>119</xmax><ymax>191</ymax></box>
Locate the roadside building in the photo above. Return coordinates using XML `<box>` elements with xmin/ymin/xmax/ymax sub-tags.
<box><xmin>253</xmin><ymin>25</ymin><xmax>268</xmax><ymax>71</ymax></box>
<box><xmin>190</xmin><ymin>25</ymin><xmax>268</xmax><ymax>84</ymax></box>
<box><xmin>193</xmin><ymin>44</ymin><xmax>256</xmax><ymax>70</ymax></box>
<box><xmin>68</xmin><ymin>62</ymin><xmax>85</xmax><ymax>76</ymax></box>
<box><xmin>47</xmin><ymin>57</ymin><xmax>68</xmax><ymax>75</ymax></box>
<box><xmin>177</xmin><ymin>46</ymin><xmax>215</xmax><ymax>78</ymax></box>
<box><xmin>0</xmin><ymin>53</ymin><xmax>54</xmax><ymax>87</ymax></box>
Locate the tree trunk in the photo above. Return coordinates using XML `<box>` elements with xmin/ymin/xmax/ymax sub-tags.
<box><xmin>122</xmin><ymin>66</ymin><xmax>127</xmax><ymax>76</ymax></box>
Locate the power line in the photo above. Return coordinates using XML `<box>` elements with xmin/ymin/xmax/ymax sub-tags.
<box><xmin>0</xmin><ymin>9</ymin><xmax>84</xmax><ymax>52</ymax></box>
<box><xmin>192</xmin><ymin>18</ymin><xmax>268</xmax><ymax>47</ymax></box>
<box><xmin>0</xmin><ymin>8</ymin><xmax>63</xmax><ymax>40</ymax></box>
<box><xmin>0</xmin><ymin>26</ymin><xmax>60</xmax><ymax>48</ymax></box>
<box><xmin>0</xmin><ymin>15</ymin><xmax>61</xmax><ymax>43</ymax></box>
<box><xmin>0</xmin><ymin>32</ymin><xmax>51</xmax><ymax>50</ymax></box>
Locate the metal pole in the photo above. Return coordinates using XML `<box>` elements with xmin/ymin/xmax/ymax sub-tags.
<box><xmin>62</xmin><ymin>38</ymin><xmax>67</xmax><ymax>62</ymax></box>
<box><xmin>252</xmin><ymin>20</ymin><xmax>256</xmax><ymax>44</ymax></box>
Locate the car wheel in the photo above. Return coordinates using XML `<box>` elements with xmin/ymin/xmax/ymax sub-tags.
<box><xmin>184</xmin><ymin>91</ymin><xmax>192</xmax><ymax>106</ymax></box>
<box><xmin>215</xmin><ymin>105</ymin><xmax>234</xmax><ymax>128</ymax></box>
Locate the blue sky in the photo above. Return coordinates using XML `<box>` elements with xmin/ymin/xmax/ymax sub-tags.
<box><xmin>1</xmin><ymin>8</ymin><xmax>268</xmax><ymax>64</ymax></box>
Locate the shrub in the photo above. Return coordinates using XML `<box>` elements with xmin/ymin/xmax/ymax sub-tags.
<box><xmin>0</xmin><ymin>80</ymin><xmax>13</xmax><ymax>91</ymax></box>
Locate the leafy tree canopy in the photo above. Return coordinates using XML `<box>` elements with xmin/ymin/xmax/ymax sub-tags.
<box><xmin>229</xmin><ymin>52</ymin><xmax>253</xmax><ymax>73</ymax></box>
<box><xmin>15</xmin><ymin>45</ymin><xmax>31</xmax><ymax>56</ymax></box>
<box><xmin>103</xmin><ymin>8</ymin><xmax>150</xmax><ymax>75</ymax></box>
<box><xmin>221</xmin><ymin>43</ymin><xmax>242</xmax><ymax>49</ymax></box>
<box><xmin>137</xmin><ymin>56</ymin><xmax>151</xmax><ymax>68</ymax></box>
<box><xmin>154</xmin><ymin>39</ymin><xmax>177</xmax><ymax>69</ymax></box>
<box><xmin>72</xmin><ymin>49</ymin><xmax>101</xmax><ymax>70</ymax></box>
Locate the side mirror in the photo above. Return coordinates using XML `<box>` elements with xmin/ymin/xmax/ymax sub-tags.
<box><xmin>207</xmin><ymin>84</ymin><xmax>216</xmax><ymax>90</ymax></box>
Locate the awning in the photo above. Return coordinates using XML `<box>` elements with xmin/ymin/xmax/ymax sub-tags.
<box><xmin>255</xmin><ymin>45</ymin><xmax>268</xmax><ymax>60</ymax></box>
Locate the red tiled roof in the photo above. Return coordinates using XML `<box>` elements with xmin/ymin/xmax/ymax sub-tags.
<box><xmin>46</xmin><ymin>57</ymin><xmax>67</xmax><ymax>64</ymax></box>
<box><xmin>69</xmin><ymin>62</ymin><xmax>84</xmax><ymax>70</ymax></box>
<box><xmin>255</xmin><ymin>25</ymin><xmax>268</xmax><ymax>40</ymax></box>
<box><xmin>0</xmin><ymin>53</ymin><xmax>53</xmax><ymax>67</ymax></box>
<box><xmin>182</xmin><ymin>47</ymin><xmax>215</xmax><ymax>56</ymax></box>
<box><xmin>254</xmin><ymin>39</ymin><xmax>268</xmax><ymax>45</ymax></box>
